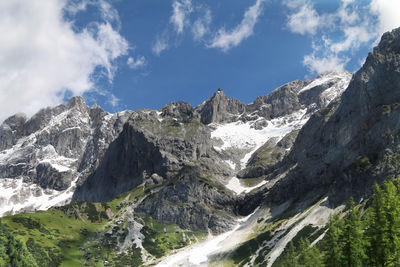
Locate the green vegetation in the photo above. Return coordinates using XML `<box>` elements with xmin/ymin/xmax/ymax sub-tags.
<box><xmin>140</xmin><ymin>216</ymin><xmax>206</xmax><ymax>258</ymax></box>
<box><xmin>275</xmin><ymin>176</ymin><xmax>400</xmax><ymax>267</ymax></box>
<box><xmin>1</xmin><ymin>208</ymin><xmax>107</xmax><ymax>266</ymax></box>
<box><xmin>352</xmin><ymin>156</ymin><xmax>372</xmax><ymax>171</ymax></box>
<box><xmin>381</xmin><ymin>102</ymin><xmax>400</xmax><ymax>115</ymax></box>
<box><xmin>132</xmin><ymin>115</ymin><xmax>204</xmax><ymax>139</ymax></box>
<box><xmin>0</xmin><ymin>185</ymin><xmax>165</xmax><ymax>266</ymax></box>
<box><xmin>198</xmin><ymin>175</ymin><xmax>230</xmax><ymax>193</ymax></box>
<box><xmin>241</xmin><ymin>177</ymin><xmax>265</xmax><ymax>187</ymax></box>
<box><xmin>0</xmin><ymin>220</ymin><xmax>38</xmax><ymax>266</ymax></box>
<box><xmin>230</xmin><ymin>230</ymin><xmax>273</xmax><ymax>266</ymax></box>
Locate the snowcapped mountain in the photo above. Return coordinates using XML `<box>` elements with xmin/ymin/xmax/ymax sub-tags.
<box><xmin>0</xmin><ymin>70</ymin><xmax>351</xmax><ymax>218</ymax></box>
<box><xmin>0</xmin><ymin>98</ymin><xmax>133</xmax><ymax>216</ymax></box>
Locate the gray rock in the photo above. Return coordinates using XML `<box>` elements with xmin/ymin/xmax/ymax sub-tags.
<box><xmin>35</xmin><ymin>162</ymin><xmax>72</xmax><ymax>190</ymax></box>
<box><xmin>196</xmin><ymin>89</ymin><xmax>246</xmax><ymax>124</ymax></box>
<box><xmin>135</xmin><ymin>166</ymin><xmax>236</xmax><ymax>234</ymax></box>
<box><xmin>161</xmin><ymin>101</ymin><xmax>199</xmax><ymax>123</ymax></box>
<box><xmin>261</xmin><ymin>27</ymin><xmax>400</xmax><ymax>206</ymax></box>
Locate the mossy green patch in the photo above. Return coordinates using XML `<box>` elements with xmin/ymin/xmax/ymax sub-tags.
<box><xmin>140</xmin><ymin>216</ymin><xmax>206</xmax><ymax>258</ymax></box>
<box><xmin>240</xmin><ymin>177</ymin><xmax>265</xmax><ymax>187</ymax></box>
<box><xmin>2</xmin><ymin>209</ymin><xmax>107</xmax><ymax>266</ymax></box>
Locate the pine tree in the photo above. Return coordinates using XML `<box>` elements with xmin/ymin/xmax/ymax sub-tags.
<box><xmin>297</xmin><ymin>238</ymin><xmax>323</xmax><ymax>267</ymax></box>
<box><xmin>324</xmin><ymin>214</ymin><xmax>344</xmax><ymax>267</ymax></box>
<box><xmin>366</xmin><ymin>179</ymin><xmax>400</xmax><ymax>266</ymax></box>
<box><xmin>342</xmin><ymin>198</ymin><xmax>365</xmax><ymax>267</ymax></box>
<box><xmin>384</xmin><ymin>178</ymin><xmax>400</xmax><ymax>266</ymax></box>
<box><xmin>366</xmin><ymin>183</ymin><xmax>386</xmax><ymax>266</ymax></box>
<box><xmin>280</xmin><ymin>241</ymin><xmax>299</xmax><ymax>267</ymax></box>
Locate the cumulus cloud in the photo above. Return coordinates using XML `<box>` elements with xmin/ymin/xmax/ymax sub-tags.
<box><xmin>285</xmin><ymin>0</ymin><xmax>320</xmax><ymax>35</ymax></box>
<box><xmin>330</xmin><ymin>25</ymin><xmax>374</xmax><ymax>54</ymax></box>
<box><xmin>284</xmin><ymin>0</ymin><xmax>400</xmax><ymax>75</ymax></box>
<box><xmin>170</xmin><ymin>0</ymin><xmax>193</xmax><ymax>34</ymax></box>
<box><xmin>208</xmin><ymin>0</ymin><xmax>265</xmax><ymax>52</ymax></box>
<box><xmin>370</xmin><ymin>0</ymin><xmax>400</xmax><ymax>34</ymax></box>
<box><xmin>303</xmin><ymin>54</ymin><xmax>349</xmax><ymax>74</ymax></box>
<box><xmin>0</xmin><ymin>0</ymin><xmax>129</xmax><ymax>122</ymax></box>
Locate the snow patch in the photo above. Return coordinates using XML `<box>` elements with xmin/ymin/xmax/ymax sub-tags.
<box><xmin>211</xmin><ymin>109</ymin><xmax>309</xmax><ymax>168</ymax></box>
<box><xmin>225</xmin><ymin>176</ymin><xmax>267</xmax><ymax>195</ymax></box>
<box><xmin>224</xmin><ymin>159</ymin><xmax>236</xmax><ymax>170</ymax></box>
<box><xmin>156</xmin><ymin>209</ymin><xmax>258</xmax><ymax>267</ymax></box>
<box><xmin>298</xmin><ymin>71</ymin><xmax>351</xmax><ymax>94</ymax></box>
<box><xmin>0</xmin><ymin>175</ymin><xmax>80</xmax><ymax>217</ymax></box>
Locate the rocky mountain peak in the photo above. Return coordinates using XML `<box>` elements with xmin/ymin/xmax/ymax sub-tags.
<box><xmin>160</xmin><ymin>101</ymin><xmax>198</xmax><ymax>123</ymax></box>
<box><xmin>343</xmin><ymin>27</ymin><xmax>400</xmax><ymax>114</ymax></box>
<box><xmin>66</xmin><ymin>96</ymin><xmax>89</xmax><ymax>114</ymax></box>
<box><xmin>195</xmin><ymin>88</ymin><xmax>246</xmax><ymax>124</ymax></box>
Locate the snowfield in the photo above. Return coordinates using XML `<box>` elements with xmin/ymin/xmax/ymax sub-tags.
<box><xmin>0</xmin><ymin>175</ymin><xmax>79</xmax><ymax>217</ymax></box>
<box><xmin>155</xmin><ymin>209</ymin><xmax>258</xmax><ymax>267</ymax></box>
<box><xmin>211</xmin><ymin>108</ymin><xmax>309</xmax><ymax>168</ymax></box>
<box><xmin>298</xmin><ymin>71</ymin><xmax>351</xmax><ymax>94</ymax></box>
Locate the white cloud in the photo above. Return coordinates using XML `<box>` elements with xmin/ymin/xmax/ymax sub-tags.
<box><xmin>192</xmin><ymin>8</ymin><xmax>211</xmax><ymax>41</ymax></box>
<box><xmin>208</xmin><ymin>0</ymin><xmax>265</xmax><ymax>52</ymax></box>
<box><xmin>127</xmin><ymin>56</ymin><xmax>146</xmax><ymax>70</ymax></box>
<box><xmin>170</xmin><ymin>0</ymin><xmax>193</xmax><ymax>34</ymax></box>
<box><xmin>0</xmin><ymin>0</ymin><xmax>128</xmax><ymax>122</ymax></box>
<box><xmin>284</xmin><ymin>0</ymin><xmax>400</xmax><ymax>75</ymax></box>
<box><xmin>303</xmin><ymin>54</ymin><xmax>349</xmax><ymax>74</ymax></box>
<box><xmin>370</xmin><ymin>0</ymin><xmax>400</xmax><ymax>34</ymax></box>
<box><xmin>285</xmin><ymin>0</ymin><xmax>320</xmax><ymax>35</ymax></box>
<box><xmin>330</xmin><ymin>25</ymin><xmax>374</xmax><ymax>54</ymax></box>
<box><xmin>152</xmin><ymin>34</ymin><xmax>169</xmax><ymax>56</ymax></box>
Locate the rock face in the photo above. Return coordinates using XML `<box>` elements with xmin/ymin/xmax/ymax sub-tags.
<box><xmin>196</xmin><ymin>89</ymin><xmax>246</xmax><ymax>124</ymax></box>
<box><xmin>237</xmin><ymin>130</ymin><xmax>299</xmax><ymax>178</ymax></box>
<box><xmin>0</xmin><ymin>97</ymin><xmax>133</xmax><ymax>215</ymax></box>
<box><xmin>135</xmin><ymin>166</ymin><xmax>237</xmax><ymax>234</ymax></box>
<box><xmin>72</xmin><ymin>103</ymin><xmax>233</xmax><ymax>204</ymax></box>
<box><xmin>258</xmin><ymin>27</ymin><xmax>400</xmax><ymax>207</ymax></box>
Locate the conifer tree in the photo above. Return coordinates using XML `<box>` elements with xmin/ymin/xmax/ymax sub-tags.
<box><xmin>342</xmin><ymin>198</ymin><xmax>365</xmax><ymax>267</ymax></box>
<box><xmin>366</xmin><ymin>179</ymin><xmax>400</xmax><ymax>266</ymax></box>
<box><xmin>324</xmin><ymin>214</ymin><xmax>344</xmax><ymax>267</ymax></box>
<box><xmin>280</xmin><ymin>241</ymin><xmax>299</xmax><ymax>267</ymax></box>
<box><xmin>297</xmin><ymin>238</ymin><xmax>323</xmax><ymax>267</ymax></box>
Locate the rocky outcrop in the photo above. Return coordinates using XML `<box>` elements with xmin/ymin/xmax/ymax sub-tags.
<box><xmin>0</xmin><ymin>113</ymin><xmax>27</xmax><ymax>151</ymax></box>
<box><xmin>35</xmin><ymin>162</ymin><xmax>72</xmax><ymax>190</ymax></box>
<box><xmin>136</xmin><ymin>166</ymin><xmax>237</xmax><ymax>234</ymax></box>
<box><xmin>196</xmin><ymin>89</ymin><xmax>246</xmax><ymax>124</ymax></box>
<box><xmin>160</xmin><ymin>101</ymin><xmax>199</xmax><ymax>123</ymax></box>
<box><xmin>263</xmin><ymin>27</ymin><xmax>400</xmax><ymax>206</ymax></box>
<box><xmin>237</xmin><ymin>130</ymin><xmax>299</xmax><ymax>178</ymax></box>
<box><xmin>72</xmin><ymin>121</ymin><xmax>166</xmax><ymax>202</ymax></box>
<box><xmin>73</xmin><ymin>106</ymin><xmax>233</xmax><ymax>202</ymax></box>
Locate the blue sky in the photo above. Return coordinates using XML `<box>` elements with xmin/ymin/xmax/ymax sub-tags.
<box><xmin>1</xmin><ymin>0</ymin><xmax>400</xmax><ymax>122</ymax></box>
